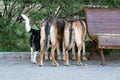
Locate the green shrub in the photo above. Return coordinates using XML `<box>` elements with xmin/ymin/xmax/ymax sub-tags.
<box><xmin>0</xmin><ymin>23</ymin><xmax>30</xmax><ymax>52</ymax></box>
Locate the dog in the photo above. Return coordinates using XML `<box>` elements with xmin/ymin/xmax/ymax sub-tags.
<box><xmin>21</xmin><ymin>14</ymin><xmax>62</xmax><ymax>63</ymax></box>
<box><xmin>21</xmin><ymin>14</ymin><xmax>40</xmax><ymax>63</ymax></box>
<box><xmin>37</xmin><ymin>16</ymin><xmax>65</xmax><ymax>66</ymax></box>
<box><xmin>64</xmin><ymin>19</ymin><xmax>87</xmax><ymax>66</ymax></box>
<box><xmin>37</xmin><ymin>16</ymin><xmax>87</xmax><ymax>67</ymax></box>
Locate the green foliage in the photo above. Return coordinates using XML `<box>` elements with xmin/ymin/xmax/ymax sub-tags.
<box><xmin>0</xmin><ymin>22</ymin><xmax>29</xmax><ymax>51</ymax></box>
<box><xmin>86</xmin><ymin>40</ymin><xmax>92</xmax><ymax>52</ymax></box>
<box><xmin>0</xmin><ymin>0</ymin><xmax>120</xmax><ymax>52</ymax></box>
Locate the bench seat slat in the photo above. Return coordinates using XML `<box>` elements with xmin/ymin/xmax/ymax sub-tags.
<box><xmin>98</xmin><ymin>36</ymin><xmax>120</xmax><ymax>49</ymax></box>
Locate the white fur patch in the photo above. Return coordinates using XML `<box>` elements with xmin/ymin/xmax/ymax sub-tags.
<box><xmin>32</xmin><ymin>51</ymin><xmax>38</xmax><ymax>64</ymax></box>
<box><xmin>21</xmin><ymin>14</ymin><xmax>31</xmax><ymax>32</ymax></box>
<box><xmin>30</xmin><ymin>47</ymin><xmax>34</xmax><ymax>62</ymax></box>
<box><xmin>30</xmin><ymin>47</ymin><xmax>34</xmax><ymax>53</ymax></box>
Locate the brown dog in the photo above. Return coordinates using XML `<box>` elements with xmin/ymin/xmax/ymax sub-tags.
<box><xmin>64</xmin><ymin>19</ymin><xmax>87</xmax><ymax>66</ymax></box>
<box><xmin>37</xmin><ymin>16</ymin><xmax>65</xmax><ymax>66</ymax></box>
<box><xmin>37</xmin><ymin>16</ymin><xmax>87</xmax><ymax>66</ymax></box>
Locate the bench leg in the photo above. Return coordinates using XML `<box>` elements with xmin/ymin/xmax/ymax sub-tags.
<box><xmin>88</xmin><ymin>47</ymin><xmax>95</xmax><ymax>60</ymax></box>
<box><xmin>98</xmin><ymin>49</ymin><xmax>106</xmax><ymax>66</ymax></box>
<box><xmin>88</xmin><ymin>40</ymin><xmax>97</xmax><ymax>60</ymax></box>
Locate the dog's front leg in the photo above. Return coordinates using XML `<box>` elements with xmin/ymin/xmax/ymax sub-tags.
<box><xmin>56</xmin><ymin>41</ymin><xmax>62</xmax><ymax>60</ymax></box>
<box><xmin>44</xmin><ymin>51</ymin><xmax>48</xmax><ymax>60</ymax></box>
<box><xmin>33</xmin><ymin>51</ymin><xmax>38</xmax><ymax>64</ymax></box>
<box><xmin>82</xmin><ymin>41</ymin><xmax>87</xmax><ymax>60</ymax></box>
<box><xmin>62</xmin><ymin>41</ymin><xmax>65</xmax><ymax>61</ymax></box>
<box><xmin>30</xmin><ymin>47</ymin><xmax>34</xmax><ymax>63</ymax></box>
<box><xmin>72</xmin><ymin>43</ymin><xmax>76</xmax><ymax>60</ymax></box>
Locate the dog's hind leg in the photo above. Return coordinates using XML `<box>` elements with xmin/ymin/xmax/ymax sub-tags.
<box><xmin>44</xmin><ymin>36</ymin><xmax>50</xmax><ymax>60</ymax></box>
<box><xmin>82</xmin><ymin>41</ymin><xmax>87</xmax><ymax>60</ymax></box>
<box><xmin>72</xmin><ymin>43</ymin><xmax>76</xmax><ymax>60</ymax></box>
<box><xmin>81</xmin><ymin>21</ymin><xmax>87</xmax><ymax>61</ymax></box>
<box><xmin>77</xmin><ymin>44</ymin><xmax>83</xmax><ymax>66</ymax></box>
<box><xmin>64</xmin><ymin>24</ymin><xmax>72</xmax><ymax>66</ymax></box>
<box><xmin>50</xmin><ymin>25</ymin><xmax>59</xmax><ymax>67</ymax></box>
<box><xmin>57</xmin><ymin>41</ymin><xmax>62</xmax><ymax>60</ymax></box>
<box><xmin>37</xmin><ymin>26</ymin><xmax>45</xmax><ymax>66</ymax></box>
<box><xmin>37</xmin><ymin>41</ymin><xmax>44</xmax><ymax>66</ymax></box>
<box><xmin>75</xmin><ymin>34</ymin><xmax>83</xmax><ymax>65</ymax></box>
<box><xmin>30</xmin><ymin>35</ymin><xmax>34</xmax><ymax>63</ymax></box>
<box><xmin>64</xmin><ymin>50</ymin><xmax>69</xmax><ymax>66</ymax></box>
<box><xmin>74</xmin><ymin>23</ymin><xmax>83</xmax><ymax>65</ymax></box>
<box><xmin>50</xmin><ymin>44</ymin><xmax>59</xmax><ymax>66</ymax></box>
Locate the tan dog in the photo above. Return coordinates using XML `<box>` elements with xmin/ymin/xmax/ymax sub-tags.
<box><xmin>37</xmin><ymin>16</ymin><xmax>87</xmax><ymax>67</ymax></box>
<box><xmin>37</xmin><ymin>16</ymin><xmax>65</xmax><ymax>66</ymax></box>
<box><xmin>64</xmin><ymin>19</ymin><xmax>87</xmax><ymax>66</ymax></box>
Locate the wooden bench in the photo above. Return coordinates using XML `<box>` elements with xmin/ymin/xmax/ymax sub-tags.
<box><xmin>83</xmin><ymin>7</ymin><xmax>120</xmax><ymax>65</ymax></box>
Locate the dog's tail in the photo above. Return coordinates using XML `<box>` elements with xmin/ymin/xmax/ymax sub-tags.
<box><xmin>69</xmin><ymin>22</ymin><xmax>73</xmax><ymax>47</ymax></box>
<box><xmin>65</xmin><ymin>22</ymin><xmax>73</xmax><ymax>51</ymax></box>
<box><xmin>44</xmin><ymin>22</ymin><xmax>50</xmax><ymax>51</ymax></box>
<box><xmin>21</xmin><ymin>14</ymin><xmax>31</xmax><ymax>32</ymax></box>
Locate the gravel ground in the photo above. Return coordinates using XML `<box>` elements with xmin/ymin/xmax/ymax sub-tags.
<box><xmin>0</xmin><ymin>52</ymin><xmax>120</xmax><ymax>80</ymax></box>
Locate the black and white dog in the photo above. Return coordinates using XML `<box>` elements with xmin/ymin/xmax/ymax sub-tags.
<box><xmin>21</xmin><ymin>14</ymin><xmax>62</xmax><ymax>63</ymax></box>
<box><xmin>21</xmin><ymin>14</ymin><xmax>40</xmax><ymax>63</ymax></box>
<box><xmin>29</xmin><ymin>29</ymin><xmax>40</xmax><ymax>63</ymax></box>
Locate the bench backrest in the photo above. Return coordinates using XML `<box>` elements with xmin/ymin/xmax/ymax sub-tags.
<box><xmin>83</xmin><ymin>7</ymin><xmax>120</xmax><ymax>39</ymax></box>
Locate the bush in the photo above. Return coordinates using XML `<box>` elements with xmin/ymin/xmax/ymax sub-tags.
<box><xmin>0</xmin><ymin>23</ymin><xmax>30</xmax><ymax>52</ymax></box>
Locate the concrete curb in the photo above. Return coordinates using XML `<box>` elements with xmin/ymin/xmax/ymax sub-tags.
<box><xmin>0</xmin><ymin>52</ymin><xmax>120</xmax><ymax>60</ymax></box>
<box><xmin>0</xmin><ymin>52</ymin><xmax>89</xmax><ymax>60</ymax></box>
<box><xmin>0</xmin><ymin>52</ymin><xmax>30</xmax><ymax>60</ymax></box>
